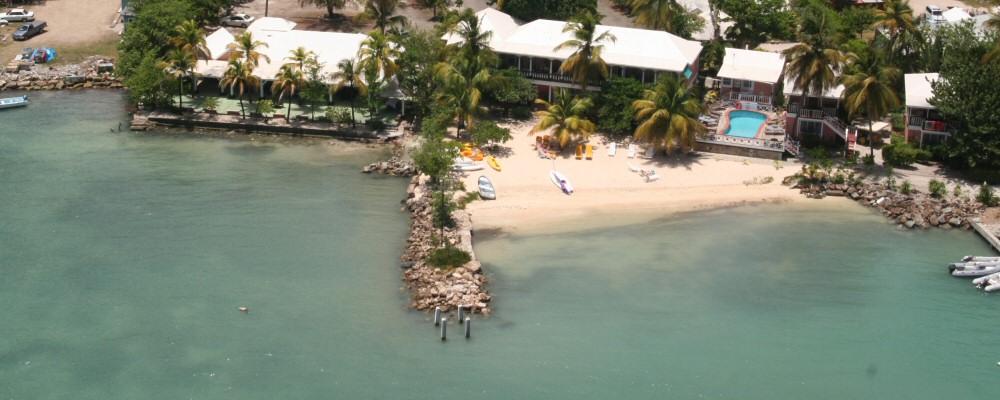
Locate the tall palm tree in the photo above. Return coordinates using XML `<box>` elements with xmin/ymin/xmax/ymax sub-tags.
<box><xmin>170</xmin><ymin>20</ymin><xmax>209</xmax><ymax>59</ymax></box>
<box><xmin>273</xmin><ymin>64</ymin><xmax>305</xmax><ymax>119</ymax></box>
<box><xmin>228</xmin><ymin>31</ymin><xmax>271</xmax><ymax>67</ymax></box>
<box><xmin>361</xmin><ymin>0</ymin><xmax>408</xmax><ymax>34</ymax></box>
<box><xmin>632</xmin><ymin>74</ymin><xmax>705</xmax><ymax>152</ymax></box>
<box><xmin>629</xmin><ymin>0</ymin><xmax>682</xmax><ymax>33</ymax></box>
<box><xmin>221</xmin><ymin>59</ymin><xmax>260</xmax><ymax>119</ymax></box>
<box><xmin>159</xmin><ymin>49</ymin><xmax>197</xmax><ymax>109</ymax></box>
<box><xmin>871</xmin><ymin>0</ymin><xmax>918</xmax><ymax>62</ymax></box>
<box><xmin>556</xmin><ymin>10</ymin><xmax>617</xmax><ymax>91</ymax></box>
<box><xmin>842</xmin><ymin>52</ymin><xmax>901</xmax><ymax>157</ymax></box>
<box><xmin>330</xmin><ymin>58</ymin><xmax>367</xmax><ymax>125</ymax></box>
<box><xmin>357</xmin><ymin>31</ymin><xmax>399</xmax><ymax>81</ymax></box>
<box><xmin>445</xmin><ymin>9</ymin><xmax>496</xmax><ymax>71</ymax></box>
<box><xmin>434</xmin><ymin>58</ymin><xmax>490</xmax><ymax>136</ymax></box>
<box><xmin>286</xmin><ymin>46</ymin><xmax>315</xmax><ymax>71</ymax></box>
<box><xmin>530</xmin><ymin>90</ymin><xmax>596</xmax><ymax>148</ymax></box>
<box><xmin>782</xmin><ymin>40</ymin><xmax>847</xmax><ymax>112</ymax></box>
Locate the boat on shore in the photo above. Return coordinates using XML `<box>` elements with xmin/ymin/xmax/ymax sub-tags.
<box><xmin>486</xmin><ymin>156</ymin><xmax>501</xmax><ymax>172</ymax></box>
<box><xmin>0</xmin><ymin>95</ymin><xmax>29</xmax><ymax>110</ymax></box>
<box><xmin>478</xmin><ymin>176</ymin><xmax>496</xmax><ymax>200</ymax></box>
<box><xmin>550</xmin><ymin>170</ymin><xmax>573</xmax><ymax>194</ymax></box>
<box><xmin>973</xmin><ymin>272</ymin><xmax>1000</xmax><ymax>292</ymax></box>
<box><xmin>452</xmin><ymin>158</ymin><xmax>484</xmax><ymax>172</ymax></box>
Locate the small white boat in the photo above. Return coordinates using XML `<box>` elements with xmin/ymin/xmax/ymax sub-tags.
<box><xmin>452</xmin><ymin>158</ymin><xmax>484</xmax><ymax>172</ymax></box>
<box><xmin>0</xmin><ymin>95</ymin><xmax>29</xmax><ymax>110</ymax></box>
<box><xmin>550</xmin><ymin>170</ymin><xmax>573</xmax><ymax>194</ymax></box>
<box><xmin>974</xmin><ymin>272</ymin><xmax>1000</xmax><ymax>292</ymax></box>
<box><xmin>478</xmin><ymin>176</ymin><xmax>496</xmax><ymax>200</ymax></box>
<box><xmin>962</xmin><ymin>256</ymin><xmax>1000</xmax><ymax>262</ymax></box>
<box><xmin>949</xmin><ymin>261</ymin><xmax>1000</xmax><ymax>269</ymax></box>
<box><xmin>950</xmin><ymin>263</ymin><xmax>1000</xmax><ymax>277</ymax></box>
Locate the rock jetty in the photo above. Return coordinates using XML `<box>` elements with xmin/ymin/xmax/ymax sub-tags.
<box><xmin>1</xmin><ymin>57</ymin><xmax>122</xmax><ymax>91</ymax></box>
<box><xmin>787</xmin><ymin>174</ymin><xmax>984</xmax><ymax>230</ymax></box>
<box><xmin>401</xmin><ymin>175</ymin><xmax>491</xmax><ymax>315</ymax></box>
<box><xmin>362</xmin><ymin>157</ymin><xmax>416</xmax><ymax>176</ymax></box>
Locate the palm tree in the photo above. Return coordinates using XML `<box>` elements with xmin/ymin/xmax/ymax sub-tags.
<box><xmin>228</xmin><ymin>31</ymin><xmax>270</xmax><ymax>67</ymax></box>
<box><xmin>434</xmin><ymin>58</ymin><xmax>490</xmax><ymax>136</ymax></box>
<box><xmin>286</xmin><ymin>46</ymin><xmax>315</xmax><ymax>71</ymax></box>
<box><xmin>273</xmin><ymin>64</ymin><xmax>305</xmax><ymax>119</ymax></box>
<box><xmin>530</xmin><ymin>90</ymin><xmax>596</xmax><ymax>148</ymax></box>
<box><xmin>361</xmin><ymin>0</ymin><xmax>408</xmax><ymax>34</ymax></box>
<box><xmin>632</xmin><ymin>74</ymin><xmax>705</xmax><ymax>152</ymax></box>
<box><xmin>330</xmin><ymin>59</ymin><xmax>367</xmax><ymax>125</ymax></box>
<box><xmin>871</xmin><ymin>0</ymin><xmax>918</xmax><ymax>62</ymax></box>
<box><xmin>555</xmin><ymin>10</ymin><xmax>617</xmax><ymax>91</ymax></box>
<box><xmin>170</xmin><ymin>20</ymin><xmax>209</xmax><ymax>59</ymax></box>
<box><xmin>159</xmin><ymin>49</ymin><xmax>196</xmax><ymax>109</ymax></box>
<box><xmin>357</xmin><ymin>31</ymin><xmax>399</xmax><ymax>82</ymax></box>
<box><xmin>782</xmin><ymin>40</ymin><xmax>847</xmax><ymax>113</ymax></box>
<box><xmin>445</xmin><ymin>9</ymin><xmax>496</xmax><ymax>71</ymax></box>
<box><xmin>842</xmin><ymin>52</ymin><xmax>900</xmax><ymax>157</ymax></box>
<box><xmin>221</xmin><ymin>59</ymin><xmax>260</xmax><ymax>119</ymax></box>
<box><xmin>629</xmin><ymin>0</ymin><xmax>682</xmax><ymax>33</ymax></box>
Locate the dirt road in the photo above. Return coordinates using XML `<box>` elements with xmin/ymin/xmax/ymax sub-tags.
<box><xmin>0</xmin><ymin>0</ymin><xmax>119</xmax><ymax>64</ymax></box>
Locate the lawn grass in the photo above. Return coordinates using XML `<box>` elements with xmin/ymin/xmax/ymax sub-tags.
<box><xmin>49</xmin><ymin>34</ymin><xmax>119</xmax><ymax>65</ymax></box>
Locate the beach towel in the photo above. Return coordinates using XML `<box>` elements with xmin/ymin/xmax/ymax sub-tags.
<box><xmin>627</xmin><ymin>144</ymin><xmax>637</xmax><ymax>158</ymax></box>
<box><xmin>608</xmin><ymin>142</ymin><xmax>617</xmax><ymax>157</ymax></box>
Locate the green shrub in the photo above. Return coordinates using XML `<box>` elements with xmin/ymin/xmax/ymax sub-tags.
<box><xmin>470</xmin><ymin>121</ymin><xmax>512</xmax><ymax>148</ymax></box>
<box><xmin>928</xmin><ymin>179</ymin><xmax>946</xmax><ymax>198</ymax></box>
<box><xmin>882</xmin><ymin>134</ymin><xmax>931</xmax><ymax>167</ymax></box>
<box><xmin>455</xmin><ymin>191</ymin><xmax>480</xmax><ymax>209</ymax></box>
<box><xmin>977</xmin><ymin>182</ymin><xmax>999</xmax><ymax>206</ymax></box>
<box><xmin>862</xmin><ymin>154</ymin><xmax>876</xmax><ymax>166</ymax></box>
<box><xmin>427</xmin><ymin>245</ymin><xmax>472</xmax><ymax>269</ymax></box>
<box><xmin>900</xmin><ymin>180</ymin><xmax>913</xmax><ymax>195</ymax></box>
<box><xmin>511</xmin><ymin>106</ymin><xmax>533</xmax><ymax>120</ymax></box>
<box><xmin>200</xmin><ymin>97</ymin><xmax>219</xmax><ymax>112</ymax></box>
<box><xmin>953</xmin><ymin>185</ymin><xmax>963</xmax><ymax>198</ymax></box>
<box><xmin>498</xmin><ymin>0</ymin><xmax>596</xmax><ymax>21</ymax></box>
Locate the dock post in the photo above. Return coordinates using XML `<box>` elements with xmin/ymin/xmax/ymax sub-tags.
<box><xmin>457</xmin><ymin>305</ymin><xmax>466</xmax><ymax>323</ymax></box>
<box><xmin>440</xmin><ymin>318</ymin><xmax>448</xmax><ymax>341</ymax></box>
<box><xmin>433</xmin><ymin>307</ymin><xmax>441</xmax><ymax>326</ymax></box>
<box><xmin>464</xmin><ymin>317</ymin><xmax>471</xmax><ymax>339</ymax></box>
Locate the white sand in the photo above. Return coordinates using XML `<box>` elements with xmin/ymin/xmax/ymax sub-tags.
<box><xmin>461</xmin><ymin>121</ymin><xmax>809</xmax><ymax>235</ymax></box>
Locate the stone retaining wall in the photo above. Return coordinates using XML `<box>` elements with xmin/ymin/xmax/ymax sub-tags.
<box><xmin>1</xmin><ymin>57</ymin><xmax>122</xmax><ymax>91</ymax></box>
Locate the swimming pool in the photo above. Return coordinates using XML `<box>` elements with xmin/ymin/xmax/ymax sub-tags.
<box><xmin>725</xmin><ymin>110</ymin><xmax>767</xmax><ymax>138</ymax></box>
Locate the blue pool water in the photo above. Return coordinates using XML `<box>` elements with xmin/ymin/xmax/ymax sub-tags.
<box><xmin>726</xmin><ymin>110</ymin><xmax>767</xmax><ymax>138</ymax></box>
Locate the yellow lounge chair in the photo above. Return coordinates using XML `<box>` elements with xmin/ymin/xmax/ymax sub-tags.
<box><xmin>585</xmin><ymin>144</ymin><xmax>593</xmax><ymax>160</ymax></box>
<box><xmin>575</xmin><ymin>144</ymin><xmax>583</xmax><ymax>160</ymax></box>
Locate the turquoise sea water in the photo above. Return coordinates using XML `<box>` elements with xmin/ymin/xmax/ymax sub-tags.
<box><xmin>726</xmin><ymin>110</ymin><xmax>767</xmax><ymax>138</ymax></box>
<box><xmin>2</xmin><ymin>91</ymin><xmax>999</xmax><ymax>399</ymax></box>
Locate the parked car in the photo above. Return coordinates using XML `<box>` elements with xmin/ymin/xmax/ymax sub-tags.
<box><xmin>0</xmin><ymin>8</ymin><xmax>35</xmax><ymax>22</ymax></box>
<box><xmin>925</xmin><ymin>5</ymin><xmax>945</xmax><ymax>24</ymax></box>
<box><xmin>13</xmin><ymin>20</ymin><xmax>45</xmax><ymax>41</ymax></box>
<box><xmin>221</xmin><ymin>13</ymin><xmax>254</xmax><ymax>28</ymax></box>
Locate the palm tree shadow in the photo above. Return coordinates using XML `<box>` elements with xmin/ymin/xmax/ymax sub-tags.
<box><xmin>649</xmin><ymin>151</ymin><xmax>706</xmax><ymax>171</ymax></box>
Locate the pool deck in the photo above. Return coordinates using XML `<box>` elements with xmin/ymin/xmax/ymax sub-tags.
<box><xmin>716</xmin><ymin>109</ymin><xmax>768</xmax><ymax>139</ymax></box>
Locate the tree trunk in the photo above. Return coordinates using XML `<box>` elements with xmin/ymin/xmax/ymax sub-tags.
<box><xmin>239</xmin><ymin>96</ymin><xmax>245</xmax><ymax>119</ymax></box>
<box><xmin>869</xmin><ymin>119</ymin><xmax>876</xmax><ymax>158</ymax></box>
<box><xmin>326</xmin><ymin>3</ymin><xmax>334</xmax><ymax>18</ymax></box>
<box><xmin>178</xmin><ymin>79</ymin><xmax>183</xmax><ymax>110</ymax></box>
<box><xmin>286</xmin><ymin>93</ymin><xmax>293</xmax><ymax>119</ymax></box>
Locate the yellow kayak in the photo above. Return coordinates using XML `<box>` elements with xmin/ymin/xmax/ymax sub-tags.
<box><xmin>486</xmin><ymin>156</ymin><xmax>501</xmax><ymax>172</ymax></box>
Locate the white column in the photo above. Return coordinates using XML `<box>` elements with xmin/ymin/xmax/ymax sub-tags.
<box><xmin>528</xmin><ymin>57</ymin><xmax>532</xmax><ymax>73</ymax></box>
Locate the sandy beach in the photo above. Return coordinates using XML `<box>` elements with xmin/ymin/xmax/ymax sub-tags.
<box><xmin>461</xmin><ymin>121</ymin><xmax>809</xmax><ymax>234</ymax></box>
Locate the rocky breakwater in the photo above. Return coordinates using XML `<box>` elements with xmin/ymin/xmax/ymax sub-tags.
<box><xmin>362</xmin><ymin>157</ymin><xmax>416</xmax><ymax>176</ymax></box>
<box><xmin>401</xmin><ymin>175</ymin><xmax>491</xmax><ymax>315</ymax></box>
<box><xmin>1</xmin><ymin>57</ymin><xmax>122</xmax><ymax>91</ymax></box>
<box><xmin>787</xmin><ymin>175</ymin><xmax>984</xmax><ymax>230</ymax></box>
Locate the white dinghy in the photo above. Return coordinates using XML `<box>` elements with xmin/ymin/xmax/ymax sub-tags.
<box><xmin>550</xmin><ymin>170</ymin><xmax>573</xmax><ymax>194</ymax></box>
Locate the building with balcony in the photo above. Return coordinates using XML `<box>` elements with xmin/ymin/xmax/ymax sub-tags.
<box><xmin>444</xmin><ymin>8</ymin><xmax>703</xmax><ymax>100</ymax></box>
<box><xmin>904</xmin><ymin>73</ymin><xmax>949</xmax><ymax>147</ymax></box>
<box><xmin>716</xmin><ymin>48</ymin><xmax>784</xmax><ymax>108</ymax></box>
<box><xmin>782</xmin><ymin>77</ymin><xmax>857</xmax><ymax>146</ymax></box>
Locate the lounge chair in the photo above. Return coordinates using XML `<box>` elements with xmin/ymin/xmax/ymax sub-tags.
<box><xmin>575</xmin><ymin>144</ymin><xmax>583</xmax><ymax>160</ymax></box>
<box><xmin>627</xmin><ymin>143</ymin><xmax>637</xmax><ymax>158</ymax></box>
<box><xmin>642</xmin><ymin>147</ymin><xmax>655</xmax><ymax>159</ymax></box>
<box><xmin>585</xmin><ymin>144</ymin><xmax>593</xmax><ymax>160</ymax></box>
<box><xmin>608</xmin><ymin>142</ymin><xmax>617</xmax><ymax>157</ymax></box>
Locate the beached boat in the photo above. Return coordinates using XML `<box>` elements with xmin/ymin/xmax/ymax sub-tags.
<box><xmin>486</xmin><ymin>156</ymin><xmax>501</xmax><ymax>171</ymax></box>
<box><xmin>550</xmin><ymin>170</ymin><xmax>573</xmax><ymax>194</ymax></box>
<box><xmin>949</xmin><ymin>260</ymin><xmax>1000</xmax><ymax>269</ymax></box>
<box><xmin>0</xmin><ymin>95</ymin><xmax>29</xmax><ymax>110</ymax></box>
<box><xmin>452</xmin><ymin>158</ymin><xmax>484</xmax><ymax>172</ymax></box>
<box><xmin>950</xmin><ymin>263</ymin><xmax>1000</xmax><ymax>277</ymax></box>
<box><xmin>478</xmin><ymin>176</ymin><xmax>496</xmax><ymax>200</ymax></box>
<box><xmin>962</xmin><ymin>256</ymin><xmax>1000</xmax><ymax>262</ymax></box>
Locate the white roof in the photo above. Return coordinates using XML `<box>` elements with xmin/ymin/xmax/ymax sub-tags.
<box><xmin>942</xmin><ymin>7</ymin><xmax>972</xmax><ymax>23</ymax></box>
<box><xmin>782</xmin><ymin>75</ymin><xmax>845</xmax><ymax>99</ymax></box>
<box><xmin>444</xmin><ymin>7</ymin><xmax>519</xmax><ymax>49</ymax></box>
<box><xmin>443</xmin><ymin>8</ymin><xmax>701</xmax><ymax>73</ymax></box>
<box><xmin>194</xmin><ymin>60</ymin><xmax>229</xmax><ymax>79</ymax></box>
<box><xmin>247</xmin><ymin>17</ymin><xmax>296</xmax><ymax>33</ymax></box>
<box><xmin>717</xmin><ymin>48</ymin><xmax>784</xmax><ymax>84</ymax></box>
<box><xmin>904</xmin><ymin>73</ymin><xmax>939</xmax><ymax>109</ymax></box>
<box><xmin>205</xmin><ymin>28</ymin><xmax>235</xmax><ymax>60</ymax></box>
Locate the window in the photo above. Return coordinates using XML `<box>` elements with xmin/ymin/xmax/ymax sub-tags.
<box><xmin>740</xmin><ymin>80</ymin><xmax>753</xmax><ymax>90</ymax></box>
<box><xmin>721</xmin><ymin>78</ymin><xmax>732</xmax><ymax>87</ymax></box>
<box><xmin>800</xmin><ymin>120</ymin><xmax>822</xmax><ymax>136</ymax></box>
